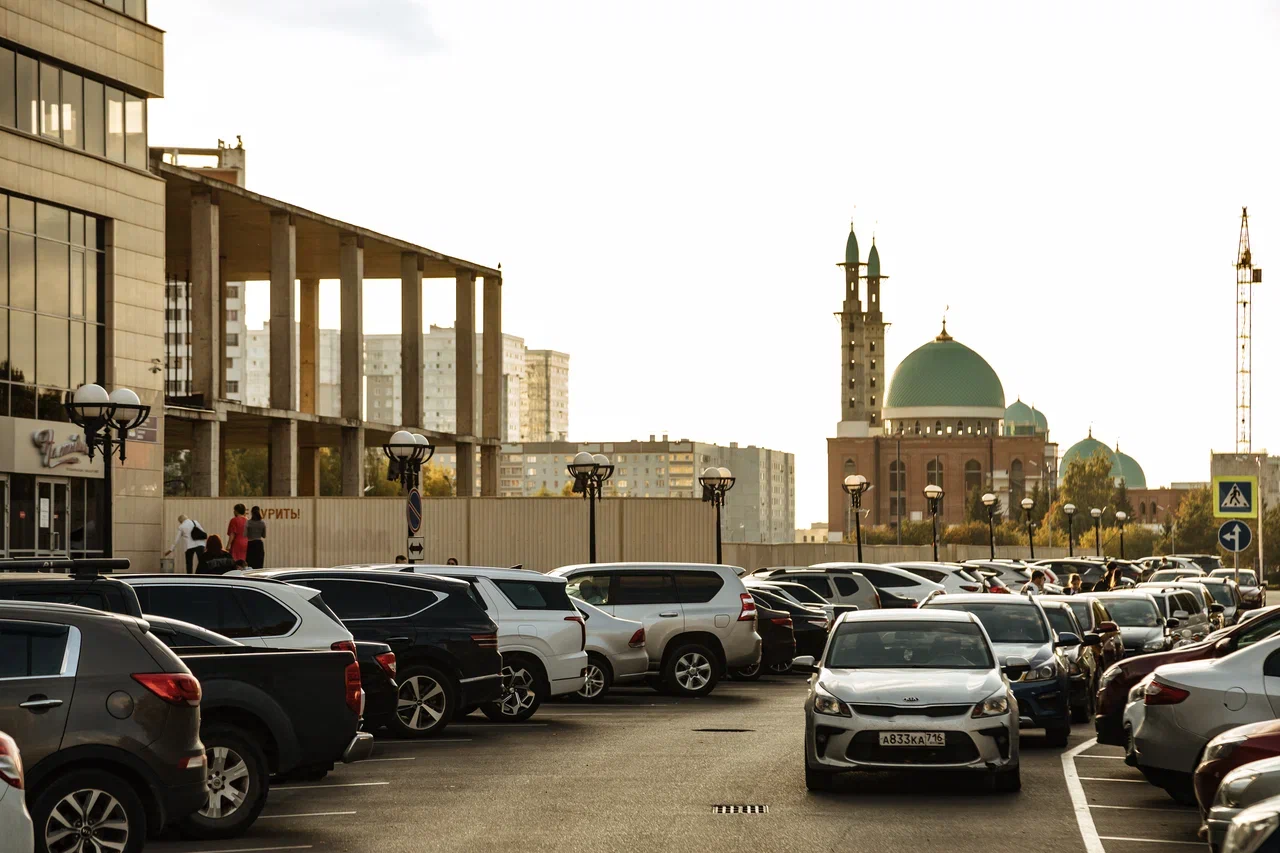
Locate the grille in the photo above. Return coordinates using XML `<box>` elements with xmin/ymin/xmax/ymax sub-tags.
<box><xmin>851</xmin><ymin>704</ymin><xmax>971</xmax><ymax>718</ymax></box>
<box><xmin>713</xmin><ymin>805</ymin><xmax>768</xmax><ymax>814</ymax></box>
<box><xmin>847</xmin><ymin>731</ymin><xmax>980</xmax><ymax>765</ymax></box>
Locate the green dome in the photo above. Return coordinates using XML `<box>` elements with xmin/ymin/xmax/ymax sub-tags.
<box><xmin>1059</xmin><ymin>434</ymin><xmax>1147</xmax><ymax>488</ymax></box>
<box><xmin>1060</xmin><ymin>436</ymin><xmax>1112</xmax><ymax>473</ymax></box>
<box><xmin>883</xmin><ymin>327</ymin><xmax>1006</xmax><ymax>413</ymax></box>
<box><xmin>867</xmin><ymin>240</ymin><xmax>881</xmax><ymax>277</ymax></box>
<box><xmin>845</xmin><ymin>227</ymin><xmax>860</xmax><ymax>267</ymax></box>
<box><xmin>1003</xmin><ymin>398</ymin><xmax>1049</xmax><ymax>436</ymax></box>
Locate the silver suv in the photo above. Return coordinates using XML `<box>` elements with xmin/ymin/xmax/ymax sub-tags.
<box><xmin>550</xmin><ymin>563</ymin><xmax>762</xmax><ymax>697</ymax></box>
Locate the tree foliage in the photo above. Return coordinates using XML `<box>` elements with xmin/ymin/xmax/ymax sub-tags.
<box><xmin>1058</xmin><ymin>449</ymin><xmax>1115</xmax><ymax>526</ymax></box>
<box><xmin>223</xmin><ymin>448</ymin><xmax>268</xmax><ymax>497</ymax></box>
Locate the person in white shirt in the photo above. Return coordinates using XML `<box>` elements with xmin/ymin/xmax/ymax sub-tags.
<box><xmin>163</xmin><ymin>515</ymin><xmax>205</xmax><ymax>574</ymax></box>
<box><xmin>1019</xmin><ymin>569</ymin><xmax>1047</xmax><ymax>596</ymax></box>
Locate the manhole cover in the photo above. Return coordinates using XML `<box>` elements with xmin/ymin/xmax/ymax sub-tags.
<box><xmin>713</xmin><ymin>805</ymin><xmax>768</xmax><ymax>814</ymax></box>
<box><xmin>693</xmin><ymin>728</ymin><xmax>755</xmax><ymax>733</ymax></box>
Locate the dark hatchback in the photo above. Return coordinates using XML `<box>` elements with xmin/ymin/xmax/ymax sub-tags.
<box><xmin>749</xmin><ymin>587</ymin><xmax>829</xmax><ymax>660</ymax></box>
<box><xmin>732</xmin><ymin>599</ymin><xmax>795</xmax><ymax>679</ymax></box>
<box><xmin>253</xmin><ymin>569</ymin><xmax>502</xmax><ymax>737</ymax></box>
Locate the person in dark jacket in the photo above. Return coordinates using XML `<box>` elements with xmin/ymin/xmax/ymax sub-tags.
<box><xmin>196</xmin><ymin>534</ymin><xmax>237</xmax><ymax>575</ymax></box>
<box><xmin>245</xmin><ymin>506</ymin><xmax>266</xmax><ymax>569</ymax></box>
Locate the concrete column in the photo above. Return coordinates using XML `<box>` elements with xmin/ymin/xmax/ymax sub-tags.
<box><xmin>481</xmin><ymin>275</ymin><xmax>502</xmax><ymax>495</ymax></box>
<box><xmin>192</xmin><ymin>420</ymin><xmax>220</xmax><ymax>497</ymax></box>
<box><xmin>298</xmin><ymin>446</ymin><xmax>320</xmax><ymax>496</ymax></box>
<box><xmin>269</xmin><ymin>212</ymin><xmax>297</xmax><ymax>411</ymax></box>
<box><xmin>190</xmin><ymin>191</ymin><xmax>220</xmax><ymax>402</ymax></box>
<box><xmin>401</xmin><ymin>253</ymin><xmax>424</xmax><ymax>428</ymax></box>
<box><xmin>299</xmin><ymin>277</ymin><xmax>320</xmax><ymax>414</ymax></box>
<box><xmin>339</xmin><ymin>235</ymin><xmax>364</xmax><ymax>422</ymax></box>
<box><xmin>341</xmin><ymin>426</ymin><xmax>364</xmax><ymax>496</ymax></box>
<box><xmin>455</xmin><ymin>270</ymin><xmax>476</xmax><ymax>496</ymax></box>
<box><xmin>269</xmin><ymin>420</ymin><xmax>297</xmax><ymax>496</ymax></box>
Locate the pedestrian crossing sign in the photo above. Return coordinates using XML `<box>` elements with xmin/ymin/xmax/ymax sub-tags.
<box><xmin>1213</xmin><ymin>476</ymin><xmax>1257</xmax><ymax>519</ymax></box>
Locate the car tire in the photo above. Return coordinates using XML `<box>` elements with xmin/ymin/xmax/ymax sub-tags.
<box><xmin>179</xmin><ymin>725</ymin><xmax>270</xmax><ymax>840</ymax></box>
<box><xmin>1045</xmin><ymin>722</ymin><xmax>1071</xmax><ymax>748</ymax></box>
<box><xmin>730</xmin><ymin>662</ymin><xmax>763</xmax><ymax>682</ymax></box>
<box><xmin>663</xmin><ymin>642</ymin><xmax>720</xmax><ymax>697</ymax></box>
<box><xmin>482</xmin><ymin>656</ymin><xmax>546</xmax><ymax>722</ymax></box>
<box><xmin>33</xmin><ymin>768</ymin><xmax>148</xmax><ymax>853</ymax></box>
<box><xmin>577</xmin><ymin>653</ymin><xmax>613</xmax><ymax>700</ymax></box>
<box><xmin>805</xmin><ymin>764</ymin><xmax>836</xmax><ymax>792</ymax></box>
<box><xmin>768</xmin><ymin>660</ymin><xmax>794</xmax><ymax>675</ymax></box>
<box><xmin>988</xmin><ymin>765</ymin><xmax>1021</xmax><ymax>793</ymax></box>
<box><xmin>391</xmin><ymin>665</ymin><xmax>456</xmax><ymax>738</ymax></box>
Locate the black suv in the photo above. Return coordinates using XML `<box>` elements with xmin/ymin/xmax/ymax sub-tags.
<box><xmin>0</xmin><ymin>559</ymin><xmax>141</xmax><ymax>614</ymax></box>
<box><xmin>254</xmin><ymin>569</ymin><xmax>503</xmax><ymax>737</ymax></box>
<box><xmin>0</xmin><ymin>600</ymin><xmax>206</xmax><ymax>852</ymax></box>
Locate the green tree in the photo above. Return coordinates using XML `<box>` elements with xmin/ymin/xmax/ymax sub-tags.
<box><xmin>318</xmin><ymin>447</ymin><xmax>342</xmax><ymax>496</ymax></box>
<box><xmin>1059</xmin><ymin>449</ymin><xmax>1115</xmax><ymax>526</ymax></box>
<box><xmin>1172</xmin><ymin>487</ymin><xmax>1219</xmax><ymax>554</ymax></box>
<box><xmin>163</xmin><ymin>449</ymin><xmax>191</xmax><ymax>497</ymax></box>
<box><xmin>422</xmin><ymin>462</ymin><xmax>454</xmax><ymax>497</ymax></box>
<box><xmin>1112</xmin><ymin>481</ymin><xmax>1135</xmax><ymax>521</ymax></box>
<box><xmin>363</xmin><ymin>450</ymin><xmax>401</xmax><ymax>496</ymax></box>
<box><xmin>223</xmin><ymin>448</ymin><xmax>268</xmax><ymax>496</ymax></box>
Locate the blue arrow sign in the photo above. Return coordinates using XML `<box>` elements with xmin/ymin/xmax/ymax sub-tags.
<box><xmin>1218</xmin><ymin>520</ymin><xmax>1252</xmax><ymax>553</ymax></box>
<box><xmin>407</xmin><ymin>488</ymin><xmax>423</xmax><ymax>535</ymax></box>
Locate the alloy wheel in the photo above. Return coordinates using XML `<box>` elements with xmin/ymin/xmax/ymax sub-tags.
<box><xmin>398</xmin><ymin>675</ymin><xmax>448</xmax><ymax>731</ymax></box>
<box><xmin>498</xmin><ymin>665</ymin><xmax>538</xmax><ymax>716</ymax></box>
<box><xmin>200</xmin><ymin>746</ymin><xmax>251</xmax><ymax>819</ymax></box>
<box><xmin>737</xmin><ymin>662</ymin><xmax>761</xmax><ymax>678</ymax></box>
<box><xmin>675</xmin><ymin>652</ymin><xmax>712</xmax><ymax>691</ymax></box>
<box><xmin>578</xmin><ymin>663</ymin><xmax>606</xmax><ymax>699</ymax></box>
<box><xmin>44</xmin><ymin>788</ymin><xmax>129</xmax><ymax>853</ymax></box>
<box><xmin>769</xmin><ymin>660</ymin><xmax>793</xmax><ymax>674</ymax></box>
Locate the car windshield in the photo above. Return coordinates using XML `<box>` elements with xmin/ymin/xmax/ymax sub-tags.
<box><xmin>1100</xmin><ymin>598</ymin><xmax>1161</xmax><ymax>627</ymax></box>
<box><xmin>1065</xmin><ymin>601</ymin><xmax>1091</xmax><ymax>628</ymax></box>
<box><xmin>825</xmin><ymin>621</ymin><xmax>994</xmax><ymax>670</ymax></box>
<box><xmin>1044</xmin><ymin>607</ymin><xmax>1077</xmax><ymax>636</ymax></box>
<box><xmin>1211</xmin><ymin>570</ymin><xmax>1257</xmax><ymax>586</ymax></box>
<box><xmin>928</xmin><ymin>603</ymin><xmax>1048</xmax><ymax>644</ymax></box>
<box><xmin>1201</xmin><ymin>583</ymin><xmax>1236</xmax><ymax>606</ymax></box>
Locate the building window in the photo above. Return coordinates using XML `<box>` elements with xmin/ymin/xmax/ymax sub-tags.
<box><xmin>225</xmin><ymin>358</ymin><xmax>233</xmax><ymax>370</ymax></box>
<box><xmin>227</xmin><ymin>309</ymin><xmax>239</xmax><ymax>321</ymax></box>
<box><xmin>226</xmin><ymin>380</ymin><xmax>239</xmax><ymax>393</ymax></box>
<box><xmin>226</xmin><ymin>333</ymin><xmax>239</xmax><ymax>346</ymax></box>
<box><xmin>870</xmin><ymin>342</ymin><xmax>876</xmax><ymax>352</ymax></box>
<box><xmin>965</xmin><ymin>460</ymin><xmax>982</xmax><ymax>493</ymax></box>
<box><xmin>889</xmin><ymin>460</ymin><xmax>905</xmax><ymax>492</ymax></box>
<box><xmin>927</xmin><ymin>459</ymin><xmax>944</xmax><ymax>489</ymax></box>
<box><xmin>226</xmin><ymin>285</ymin><xmax>239</xmax><ymax>299</ymax></box>
<box><xmin>1010</xmin><ymin>459</ymin><xmax>1025</xmax><ymax>507</ymax></box>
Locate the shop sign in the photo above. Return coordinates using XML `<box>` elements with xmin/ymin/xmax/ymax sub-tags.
<box><xmin>32</xmin><ymin>429</ymin><xmax>94</xmax><ymax>471</ymax></box>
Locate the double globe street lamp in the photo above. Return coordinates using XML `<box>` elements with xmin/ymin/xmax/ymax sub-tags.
<box><xmin>981</xmin><ymin>492</ymin><xmax>998</xmax><ymax>560</ymax></box>
<box><xmin>1063</xmin><ymin>503</ymin><xmax>1077</xmax><ymax>558</ymax></box>
<box><xmin>1020</xmin><ymin>496</ymin><xmax>1036</xmax><ymax>560</ymax></box>
<box><xmin>567</xmin><ymin>452</ymin><xmax>613</xmax><ymax>563</ymax></box>
<box><xmin>65</xmin><ymin>384</ymin><xmax>152</xmax><ymax>558</ymax></box>
<box><xmin>923</xmin><ymin>483</ymin><xmax>943</xmax><ymax>562</ymax></box>
<box><xmin>1090</xmin><ymin>507</ymin><xmax>1103</xmax><ymax>557</ymax></box>
<box><xmin>383</xmin><ymin>430</ymin><xmax>434</xmax><ymax>562</ymax></box>
<box><xmin>699</xmin><ymin>467</ymin><xmax>735</xmax><ymax>565</ymax></box>
<box><xmin>842</xmin><ymin>474</ymin><xmax>869</xmax><ymax>562</ymax></box>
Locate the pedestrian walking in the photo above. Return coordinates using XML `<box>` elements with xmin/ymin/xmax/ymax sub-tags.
<box><xmin>196</xmin><ymin>534</ymin><xmax>236</xmax><ymax>574</ymax></box>
<box><xmin>226</xmin><ymin>503</ymin><xmax>249</xmax><ymax>564</ymax></box>
<box><xmin>1019</xmin><ymin>570</ymin><xmax>1047</xmax><ymax>595</ymax></box>
<box><xmin>245</xmin><ymin>505</ymin><xmax>267</xmax><ymax>569</ymax></box>
<box><xmin>163</xmin><ymin>514</ymin><xmax>207</xmax><ymax>574</ymax></box>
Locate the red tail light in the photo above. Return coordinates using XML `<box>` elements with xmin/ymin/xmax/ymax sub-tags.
<box><xmin>873</xmin><ymin>590</ymin><xmax>882</xmax><ymax>608</ymax></box>
<box><xmin>470</xmin><ymin>633</ymin><xmax>499</xmax><ymax>649</ymax></box>
<box><xmin>990</xmin><ymin>586</ymin><xmax>1010</xmax><ymax>594</ymax></box>
<box><xmin>770</xmin><ymin>617</ymin><xmax>793</xmax><ymax>628</ymax></box>
<box><xmin>345</xmin><ymin>660</ymin><xmax>364</xmax><ymax>716</ymax></box>
<box><xmin>628</xmin><ymin>628</ymin><xmax>646</xmax><ymax>649</ymax></box>
<box><xmin>0</xmin><ymin>732</ymin><xmax>24</xmax><ymax>790</ymax></box>
<box><xmin>1144</xmin><ymin>679</ymin><xmax>1190</xmax><ymax>706</ymax></box>
<box><xmin>961</xmin><ymin>584</ymin><xmax>981</xmax><ymax>592</ymax></box>
<box><xmin>738</xmin><ymin>593</ymin><xmax>757</xmax><ymax>621</ymax></box>
<box><xmin>565</xmin><ymin>615</ymin><xmax>586</xmax><ymax>651</ymax></box>
<box><xmin>331</xmin><ymin>639</ymin><xmax>357</xmax><ymax>654</ymax></box>
<box><xmin>132</xmin><ymin>673</ymin><xmax>202</xmax><ymax>707</ymax></box>
<box><xmin>375</xmin><ymin>652</ymin><xmax>397</xmax><ymax>676</ymax></box>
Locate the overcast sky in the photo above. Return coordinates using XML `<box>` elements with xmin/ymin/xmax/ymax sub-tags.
<box><xmin>149</xmin><ymin>1</ymin><xmax>1279</xmax><ymax>524</ymax></box>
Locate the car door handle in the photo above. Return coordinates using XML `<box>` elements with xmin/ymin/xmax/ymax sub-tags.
<box><xmin>20</xmin><ymin>698</ymin><xmax>63</xmax><ymax>710</ymax></box>
<box><xmin>658</xmin><ymin>611</ymin><xmax>679</xmax><ymax>618</ymax></box>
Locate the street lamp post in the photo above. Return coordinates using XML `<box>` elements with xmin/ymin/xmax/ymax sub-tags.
<box><xmin>567</xmin><ymin>451</ymin><xmax>613</xmax><ymax>563</ymax></box>
<box><xmin>700</xmin><ymin>467</ymin><xmax>736</xmax><ymax>564</ymax></box>
<box><xmin>1020</xmin><ymin>496</ymin><xmax>1036</xmax><ymax>559</ymax></box>
<box><xmin>1115</xmin><ymin>510</ymin><xmax>1127</xmax><ymax>559</ymax></box>
<box><xmin>843</xmin><ymin>474</ymin><xmax>869</xmax><ymax>562</ymax></box>
<box><xmin>1090</xmin><ymin>507</ymin><xmax>1103</xmax><ymax>557</ymax></box>
<box><xmin>982</xmin><ymin>493</ymin><xmax>998</xmax><ymax>560</ymax></box>
<box><xmin>64</xmin><ymin>384</ymin><xmax>151</xmax><ymax>558</ymax></box>
<box><xmin>383</xmin><ymin>430</ymin><xmax>433</xmax><ymax>562</ymax></box>
<box><xmin>1063</xmin><ymin>503</ymin><xmax>1077</xmax><ymax>558</ymax></box>
<box><xmin>924</xmin><ymin>484</ymin><xmax>943</xmax><ymax>562</ymax></box>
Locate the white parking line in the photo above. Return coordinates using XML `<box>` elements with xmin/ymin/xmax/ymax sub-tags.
<box><xmin>359</xmin><ymin>756</ymin><xmax>417</xmax><ymax>762</ymax></box>
<box><xmin>1076</xmin><ymin>755</ymin><xmax>1127</xmax><ymax>760</ymax></box>
<box><xmin>257</xmin><ymin>811</ymin><xmax>357</xmax><ymax>820</ymax></box>
<box><xmin>185</xmin><ymin>846</ymin><xmax>314</xmax><ymax>853</ymax></box>
<box><xmin>1062</xmin><ymin>738</ymin><xmax>1107</xmax><ymax>853</ymax></box>
<box><xmin>450</xmin><ymin>723</ymin><xmax>548</xmax><ymax>728</ymax></box>
<box><xmin>1091</xmin><ymin>804</ymin><xmax>1193</xmax><ymax>813</ymax></box>
<box><xmin>375</xmin><ymin>738</ymin><xmax>474</xmax><ymax>746</ymax></box>
<box><xmin>271</xmin><ymin>781</ymin><xmax>390</xmax><ymax>792</ymax></box>
<box><xmin>1078</xmin><ymin>777</ymin><xmax>1148</xmax><ymax>783</ymax></box>
<box><xmin>1098</xmin><ymin>837</ymin><xmax>1201</xmax><ymax>846</ymax></box>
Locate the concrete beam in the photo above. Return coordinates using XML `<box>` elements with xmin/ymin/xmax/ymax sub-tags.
<box><xmin>269</xmin><ymin>419</ymin><xmax>297</xmax><ymax>496</ymax></box>
<box><xmin>269</xmin><ymin>212</ymin><xmax>297</xmax><ymax>411</ymax></box>
<box><xmin>481</xmin><ymin>275</ymin><xmax>502</xmax><ymax>495</ymax></box>
<box><xmin>341</xmin><ymin>426</ymin><xmax>364</xmax><ymax>496</ymax></box>
<box><xmin>192</xmin><ymin>420</ymin><xmax>220</xmax><ymax>497</ymax></box>
<box><xmin>299</xmin><ymin>277</ymin><xmax>320</xmax><ymax>414</ymax></box>
<box><xmin>455</xmin><ymin>269</ymin><xmax>476</xmax><ymax>496</ymax></box>
<box><xmin>401</xmin><ymin>253</ymin><xmax>424</xmax><ymax>428</ymax></box>
<box><xmin>190</xmin><ymin>191</ymin><xmax>220</xmax><ymax>402</ymax></box>
<box><xmin>339</xmin><ymin>235</ymin><xmax>364</xmax><ymax>422</ymax></box>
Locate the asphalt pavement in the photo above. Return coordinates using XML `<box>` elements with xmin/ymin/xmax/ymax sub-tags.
<box><xmin>146</xmin><ymin>676</ymin><xmax>1206</xmax><ymax>853</ymax></box>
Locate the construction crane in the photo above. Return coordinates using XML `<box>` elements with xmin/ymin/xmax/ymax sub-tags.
<box><xmin>1236</xmin><ymin>208</ymin><xmax>1263</xmax><ymax>452</ymax></box>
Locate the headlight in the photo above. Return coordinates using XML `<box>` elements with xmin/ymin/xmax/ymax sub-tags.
<box><xmin>972</xmin><ymin>692</ymin><xmax>1011</xmax><ymax>718</ymax></box>
<box><xmin>813</xmin><ymin>684</ymin><xmax>851</xmax><ymax>718</ymax></box>
<box><xmin>1224</xmin><ymin>803</ymin><xmax>1280</xmax><ymax>853</ymax></box>
<box><xmin>1217</xmin><ymin>772</ymin><xmax>1259</xmax><ymax>809</ymax></box>
<box><xmin>1205</xmin><ymin>734</ymin><xmax>1248</xmax><ymax>764</ymax></box>
<box><xmin>1143</xmin><ymin>638</ymin><xmax>1167</xmax><ymax>651</ymax></box>
<box><xmin>1020</xmin><ymin>662</ymin><xmax>1058</xmax><ymax>682</ymax></box>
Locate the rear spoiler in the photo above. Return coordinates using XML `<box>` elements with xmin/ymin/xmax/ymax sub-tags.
<box><xmin>0</xmin><ymin>558</ymin><xmax>131</xmax><ymax>579</ymax></box>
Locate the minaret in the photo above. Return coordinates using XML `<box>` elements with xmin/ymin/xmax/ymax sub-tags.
<box><xmin>835</xmin><ymin>226</ymin><xmax>888</xmax><ymax>437</ymax></box>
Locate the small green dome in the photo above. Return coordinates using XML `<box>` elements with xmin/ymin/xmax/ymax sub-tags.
<box><xmin>1061</xmin><ymin>435</ymin><xmax>1112</xmax><ymax>473</ymax></box>
<box><xmin>867</xmin><ymin>240</ymin><xmax>881</xmax><ymax>277</ymax></box>
<box><xmin>1003</xmin><ymin>398</ymin><xmax>1049</xmax><ymax>436</ymax></box>
<box><xmin>845</xmin><ymin>227</ymin><xmax>860</xmax><ymax>267</ymax></box>
<box><xmin>883</xmin><ymin>327</ymin><xmax>1006</xmax><ymax>413</ymax></box>
<box><xmin>1059</xmin><ymin>434</ymin><xmax>1147</xmax><ymax>488</ymax></box>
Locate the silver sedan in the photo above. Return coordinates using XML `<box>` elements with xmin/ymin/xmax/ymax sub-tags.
<box><xmin>573</xmin><ymin>599</ymin><xmax>649</xmax><ymax>699</ymax></box>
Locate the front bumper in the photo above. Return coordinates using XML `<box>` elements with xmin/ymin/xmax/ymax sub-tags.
<box><xmin>342</xmin><ymin>732</ymin><xmax>375</xmax><ymax>763</ymax></box>
<box><xmin>1206</xmin><ymin>806</ymin><xmax>1242</xmax><ymax>852</ymax></box>
<box><xmin>1010</xmin><ymin>678</ymin><xmax>1070</xmax><ymax>728</ymax></box>
<box><xmin>805</xmin><ymin>707</ymin><xmax>1018</xmax><ymax>773</ymax></box>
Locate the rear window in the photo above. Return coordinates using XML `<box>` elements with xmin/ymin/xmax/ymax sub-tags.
<box><xmin>236</xmin><ymin>589</ymin><xmax>299</xmax><ymax>637</ymax></box>
<box><xmin>860</xmin><ymin>569</ymin><xmax>921</xmax><ymax>589</ymax></box>
<box><xmin>776</xmin><ymin>583</ymin><xmax>828</xmax><ymax>606</ymax></box>
<box><xmin>909</xmin><ymin>568</ymin><xmax>945</xmax><ymax>583</ymax></box>
<box><xmin>0</xmin><ymin>620</ymin><xmax>69</xmax><ymax>678</ymax></box>
<box><xmin>493</xmin><ymin>579</ymin><xmax>575</xmax><ymax>611</ymax></box>
<box><xmin>675</xmin><ymin>571</ymin><xmax>724</xmax><ymax>604</ymax></box>
<box><xmin>833</xmin><ymin>576</ymin><xmax>860</xmax><ymax>596</ymax></box>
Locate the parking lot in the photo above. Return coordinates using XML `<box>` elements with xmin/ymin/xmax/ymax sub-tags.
<box><xmin>143</xmin><ymin>677</ymin><xmax>1162</xmax><ymax>853</ymax></box>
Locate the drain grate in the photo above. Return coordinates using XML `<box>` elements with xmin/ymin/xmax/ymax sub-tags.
<box><xmin>713</xmin><ymin>805</ymin><xmax>769</xmax><ymax>815</ymax></box>
<box><xmin>693</xmin><ymin>728</ymin><xmax>755</xmax><ymax>733</ymax></box>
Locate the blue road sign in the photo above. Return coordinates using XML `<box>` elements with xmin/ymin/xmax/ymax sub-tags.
<box><xmin>407</xmin><ymin>488</ymin><xmax>423</xmax><ymax>534</ymax></box>
<box><xmin>1214</xmin><ymin>477</ymin><xmax>1258</xmax><ymax>519</ymax></box>
<box><xmin>1218</xmin><ymin>520</ymin><xmax>1252</xmax><ymax>553</ymax></box>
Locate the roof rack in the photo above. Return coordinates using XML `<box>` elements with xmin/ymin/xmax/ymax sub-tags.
<box><xmin>0</xmin><ymin>558</ymin><xmax>131</xmax><ymax>579</ymax></box>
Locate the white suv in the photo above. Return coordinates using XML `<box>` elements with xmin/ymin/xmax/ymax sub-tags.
<box><xmin>372</xmin><ymin>565</ymin><xmax>588</xmax><ymax>720</ymax></box>
<box><xmin>120</xmin><ymin>574</ymin><xmax>355</xmax><ymax>650</ymax></box>
<box><xmin>549</xmin><ymin>563</ymin><xmax>762</xmax><ymax>698</ymax></box>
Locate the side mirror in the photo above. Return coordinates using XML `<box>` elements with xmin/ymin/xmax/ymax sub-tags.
<box><xmin>1098</xmin><ymin>621</ymin><xmax>1120</xmax><ymax>633</ymax></box>
<box><xmin>1003</xmin><ymin>656</ymin><xmax>1030</xmax><ymax>680</ymax></box>
<box><xmin>1165</xmin><ymin>618</ymin><xmax>1181</xmax><ymax>631</ymax></box>
<box><xmin>791</xmin><ymin>655</ymin><xmax>818</xmax><ymax>674</ymax></box>
<box><xmin>1214</xmin><ymin>637</ymin><xmax>1235</xmax><ymax>655</ymax></box>
<box><xmin>1055</xmin><ymin>631</ymin><xmax>1082</xmax><ymax>648</ymax></box>
<box><xmin>1210</xmin><ymin>604</ymin><xmax>1226</xmax><ymax>614</ymax></box>
<box><xmin>1082</xmin><ymin>633</ymin><xmax>1102</xmax><ymax>647</ymax></box>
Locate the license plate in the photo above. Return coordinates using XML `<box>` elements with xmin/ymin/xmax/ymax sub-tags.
<box><xmin>878</xmin><ymin>731</ymin><xmax>945</xmax><ymax>747</ymax></box>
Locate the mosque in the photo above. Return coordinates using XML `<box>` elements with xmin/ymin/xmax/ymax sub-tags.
<box><xmin>826</xmin><ymin>224</ymin><xmax>1168</xmax><ymax>538</ymax></box>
